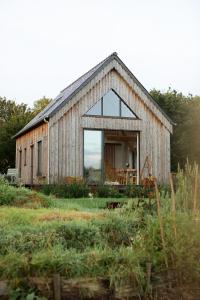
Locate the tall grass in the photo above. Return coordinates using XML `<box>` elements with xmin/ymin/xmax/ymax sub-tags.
<box><xmin>0</xmin><ymin>163</ymin><xmax>200</xmax><ymax>297</ymax></box>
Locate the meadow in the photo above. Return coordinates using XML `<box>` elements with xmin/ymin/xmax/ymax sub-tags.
<box><xmin>0</xmin><ymin>163</ymin><xmax>200</xmax><ymax>299</ymax></box>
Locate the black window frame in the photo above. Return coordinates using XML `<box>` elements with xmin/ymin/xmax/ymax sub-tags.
<box><xmin>85</xmin><ymin>89</ymin><xmax>138</xmax><ymax>119</ymax></box>
<box><xmin>24</xmin><ymin>148</ymin><xmax>27</xmax><ymax>166</ymax></box>
<box><xmin>37</xmin><ymin>140</ymin><xmax>43</xmax><ymax>176</ymax></box>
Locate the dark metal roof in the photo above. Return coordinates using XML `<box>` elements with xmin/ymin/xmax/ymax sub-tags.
<box><xmin>14</xmin><ymin>52</ymin><xmax>173</xmax><ymax>138</ymax></box>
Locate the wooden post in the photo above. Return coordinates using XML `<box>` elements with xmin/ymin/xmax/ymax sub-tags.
<box><xmin>53</xmin><ymin>274</ymin><xmax>61</xmax><ymax>300</ymax></box>
<box><xmin>169</xmin><ymin>173</ymin><xmax>177</xmax><ymax>239</ymax></box>
<box><xmin>154</xmin><ymin>179</ymin><xmax>168</xmax><ymax>268</ymax></box>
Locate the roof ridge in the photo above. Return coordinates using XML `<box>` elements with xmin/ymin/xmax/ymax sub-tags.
<box><xmin>14</xmin><ymin>51</ymin><xmax>173</xmax><ymax>139</ymax></box>
<box><xmin>60</xmin><ymin>52</ymin><xmax>117</xmax><ymax>93</ymax></box>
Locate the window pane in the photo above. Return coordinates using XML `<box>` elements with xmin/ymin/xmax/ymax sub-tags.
<box><xmin>24</xmin><ymin>148</ymin><xmax>27</xmax><ymax>166</ymax></box>
<box><xmin>121</xmin><ymin>101</ymin><xmax>136</xmax><ymax>118</ymax></box>
<box><xmin>19</xmin><ymin>150</ymin><xmax>22</xmax><ymax>178</ymax></box>
<box><xmin>37</xmin><ymin>141</ymin><xmax>42</xmax><ymax>175</ymax></box>
<box><xmin>103</xmin><ymin>90</ymin><xmax>120</xmax><ymax>116</ymax></box>
<box><xmin>84</xmin><ymin>130</ymin><xmax>102</xmax><ymax>182</ymax></box>
<box><xmin>86</xmin><ymin>100</ymin><xmax>102</xmax><ymax>115</ymax></box>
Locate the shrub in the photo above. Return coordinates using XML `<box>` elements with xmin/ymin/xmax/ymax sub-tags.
<box><xmin>125</xmin><ymin>185</ymin><xmax>153</xmax><ymax>198</ymax></box>
<box><xmin>41</xmin><ymin>183</ymin><xmax>89</xmax><ymax>198</ymax></box>
<box><xmin>95</xmin><ymin>185</ymin><xmax>121</xmax><ymax>198</ymax></box>
<box><xmin>56</xmin><ymin>222</ymin><xmax>100</xmax><ymax>250</ymax></box>
<box><xmin>93</xmin><ymin>215</ymin><xmax>139</xmax><ymax>247</ymax></box>
<box><xmin>0</xmin><ymin>226</ymin><xmax>61</xmax><ymax>255</ymax></box>
<box><xmin>0</xmin><ymin>179</ymin><xmax>52</xmax><ymax>208</ymax></box>
<box><xmin>0</xmin><ymin>182</ymin><xmax>16</xmax><ymax>205</ymax></box>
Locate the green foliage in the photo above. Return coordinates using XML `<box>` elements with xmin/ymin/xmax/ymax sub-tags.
<box><xmin>0</xmin><ymin>97</ymin><xmax>33</xmax><ymax>173</ymax></box>
<box><xmin>41</xmin><ymin>183</ymin><xmax>89</xmax><ymax>198</ymax></box>
<box><xmin>0</xmin><ymin>96</ymin><xmax>51</xmax><ymax>174</ymax></box>
<box><xmin>95</xmin><ymin>185</ymin><xmax>121</xmax><ymax>198</ymax></box>
<box><xmin>32</xmin><ymin>97</ymin><xmax>51</xmax><ymax>116</ymax></box>
<box><xmin>1</xmin><ymin>164</ymin><xmax>200</xmax><ymax>297</ymax></box>
<box><xmin>9</xmin><ymin>288</ymin><xmax>46</xmax><ymax>300</ymax></box>
<box><xmin>56</xmin><ymin>222</ymin><xmax>100</xmax><ymax>250</ymax></box>
<box><xmin>150</xmin><ymin>88</ymin><xmax>200</xmax><ymax>170</ymax></box>
<box><xmin>0</xmin><ymin>180</ymin><xmax>52</xmax><ymax>208</ymax></box>
<box><xmin>94</xmin><ymin>214</ymin><xmax>139</xmax><ymax>247</ymax></box>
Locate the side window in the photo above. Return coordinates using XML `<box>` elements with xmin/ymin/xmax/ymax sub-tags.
<box><xmin>19</xmin><ymin>150</ymin><xmax>22</xmax><ymax>178</ymax></box>
<box><xmin>37</xmin><ymin>141</ymin><xmax>42</xmax><ymax>176</ymax></box>
<box><xmin>24</xmin><ymin>148</ymin><xmax>27</xmax><ymax>166</ymax></box>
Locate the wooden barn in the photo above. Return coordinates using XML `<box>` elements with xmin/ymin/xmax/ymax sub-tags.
<box><xmin>14</xmin><ymin>52</ymin><xmax>173</xmax><ymax>185</ymax></box>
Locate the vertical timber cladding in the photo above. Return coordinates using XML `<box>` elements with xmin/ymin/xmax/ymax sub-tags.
<box><xmin>15</xmin><ymin>123</ymin><xmax>48</xmax><ymax>185</ymax></box>
<box><xmin>49</xmin><ymin>65</ymin><xmax>172</xmax><ymax>183</ymax></box>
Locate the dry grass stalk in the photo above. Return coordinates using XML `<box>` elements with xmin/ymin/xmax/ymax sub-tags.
<box><xmin>192</xmin><ymin>164</ymin><xmax>198</xmax><ymax>220</ymax></box>
<box><xmin>154</xmin><ymin>178</ymin><xmax>168</xmax><ymax>268</ymax></box>
<box><xmin>169</xmin><ymin>173</ymin><xmax>177</xmax><ymax>239</ymax></box>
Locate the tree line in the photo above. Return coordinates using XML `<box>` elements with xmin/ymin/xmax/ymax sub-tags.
<box><xmin>0</xmin><ymin>90</ymin><xmax>199</xmax><ymax>174</ymax></box>
<box><xmin>0</xmin><ymin>97</ymin><xmax>50</xmax><ymax>173</ymax></box>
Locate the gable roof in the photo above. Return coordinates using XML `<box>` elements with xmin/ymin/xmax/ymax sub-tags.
<box><xmin>14</xmin><ymin>52</ymin><xmax>174</xmax><ymax>138</ymax></box>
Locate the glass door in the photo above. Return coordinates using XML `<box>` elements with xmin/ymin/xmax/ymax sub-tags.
<box><xmin>84</xmin><ymin>130</ymin><xmax>102</xmax><ymax>183</ymax></box>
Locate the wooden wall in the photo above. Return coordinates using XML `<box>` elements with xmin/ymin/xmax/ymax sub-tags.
<box><xmin>15</xmin><ymin>123</ymin><xmax>48</xmax><ymax>184</ymax></box>
<box><xmin>48</xmin><ymin>59</ymin><xmax>172</xmax><ymax>183</ymax></box>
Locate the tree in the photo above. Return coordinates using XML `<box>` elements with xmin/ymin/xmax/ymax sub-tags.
<box><xmin>32</xmin><ymin>96</ymin><xmax>51</xmax><ymax>116</ymax></box>
<box><xmin>150</xmin><ymin>88</ymin><xmax>200</xmax><ymax>171</ymax></box>
<box><xmin>0</xmin><ymin>97</ymin><xmax>33</xmax><ymax>173</ymax></box>
<box><xmin>0</xmin><ymin>96</ymin><xmax>51</xmax><ymax>173</ymax></box>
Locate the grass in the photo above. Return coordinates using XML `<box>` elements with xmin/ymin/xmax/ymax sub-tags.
<box><xmin>0</xmin><ymin>163</ymin><xmax>200</xmax><ymax>298</ymax></box>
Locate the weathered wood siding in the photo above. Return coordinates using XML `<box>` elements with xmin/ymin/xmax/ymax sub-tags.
<box><xmin>16</xmin><ymin>123</ymin><xmax>48</xmax><ymax>184</ymax></box>
<box><xmin>49</xmin><ymin>59</ymin><xmax>172</xmax><ymax>183</ymax></box>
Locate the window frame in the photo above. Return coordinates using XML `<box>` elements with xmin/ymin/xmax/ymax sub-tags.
<box><xmin>37</xmin><ymin>140</ymin><xmax>43</xmax><ymax>176</ymax></box>
<box><xmin>85</xmin><ymin>89</ymin><xmax>138</xmax><ymax>119</ymax></box>
<box><xmin>19</xmin><ymin>149</ymin><xmax>22</xmax><ymax>178</ymax></box>
<box><xmin>24</xmin><ymin>148</ymin><xmax>27</xmax><ymax>166</ymax></box>
<box><xmin>83</xmin><ymin>129</ymin><xmax>104</xmax><ymax>183</ymax></box>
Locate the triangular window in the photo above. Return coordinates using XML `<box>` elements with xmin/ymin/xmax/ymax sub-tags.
<box><xmin>85</xmin><ymin>90</ymin><xmax>137</xmax><ymax>118</ymax></box>
<box><xmin>86</xmin><ymin>99</ymin><xmax>101</xmax><ymax>115</ymax></box>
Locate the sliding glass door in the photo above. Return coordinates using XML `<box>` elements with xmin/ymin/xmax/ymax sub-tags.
<box><xmin>84</xmin><ymin>130</ymin><xmax>102</xmax><ymax>183</ymax></box>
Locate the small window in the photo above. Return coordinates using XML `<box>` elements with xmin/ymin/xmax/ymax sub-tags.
<box><xmin>19</xmin><ymin>150</ymin><xmax>22</xmax><ymax>178</ymax></box>
<box><xmin>24</xmin><ymin>148</ymin><xmax>27</xmax><ymax>166</ymax></box>
<box><xmin>37</xmin><ymin>141</ymin><xmax>42</xmax><ymax>176</ymax></box>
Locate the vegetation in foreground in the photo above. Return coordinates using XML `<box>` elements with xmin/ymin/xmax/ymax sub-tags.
<box><xmin>0</xmin><ymin>163</ymin><xmax>200</xmax><ymax>299</ymax></box>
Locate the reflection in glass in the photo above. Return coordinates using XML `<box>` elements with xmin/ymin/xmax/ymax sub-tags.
<box><xmin>121</xmin><ymin>101</ymin><xmax>136</xmax><ymax>118</ymax></box>
<box><xmin>84</xmin><ymin>130</ymin><xmax>102</xmax><ymax>182</ymax></box>
<box><xmin>103</xmin><ymin>90</ymin><xmax>120</xmax><ymax>116</ymax></box>
<box><xmin>85</xmin><ymin>89</ymin><xmax>137</xmax><ymax>119</ymax></box>
<box><xmin>86</xmin><ymin>100</ymin><xmax>102</xmax><ymax>115</ymax></box>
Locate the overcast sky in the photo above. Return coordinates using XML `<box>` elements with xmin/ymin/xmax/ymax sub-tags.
<box><xmin>0</xmin><ymin>0</ymin><xmax>199</xmax><ymax>106</ymax></box>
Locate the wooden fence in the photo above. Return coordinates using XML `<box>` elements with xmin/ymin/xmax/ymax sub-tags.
<box><xmin>1</xmin><ymin>272</ymin><xmax>200</xmax><ymax>299</ymax></box>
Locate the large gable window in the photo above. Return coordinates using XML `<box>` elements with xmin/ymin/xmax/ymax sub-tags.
<box><xmin>103</xmin><ymin>90</ymin><xmax>120</xmax><ymax>116</ymax></box>
<box><xmin>85</xmin><ymin>89</ymin><xmax>137</xmax><ymax>118</ymax></box>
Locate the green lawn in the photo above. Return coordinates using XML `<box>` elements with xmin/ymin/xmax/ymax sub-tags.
<box><xmin>49</xmin><ymin>196</ymin><xmax>127</xmax><ymax>210</ymax></box>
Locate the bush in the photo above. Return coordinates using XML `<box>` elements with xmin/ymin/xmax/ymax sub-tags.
<box><xmin>41</xmin><ymin>183</ymin><xmax>89</xmax><ymax>198</ymax></box>
<box><xmin>0</xmin><ymin>226</ymin><xmax>61</xmax><ymax>255</ymax></box>
<box><xmin>56</xmin><ymin>222</ymin><xmax>100</xmax><ymax>250</ymax></box>
<box><xmin>93</xmin><ymin>215</ymin><xmax>139</xmax><ymax>247</ymax></box>
<box><xmin>95</xmin><ymin>185</ymin><xmax>121</xmax><ymax>198</ymax></box>
<box><xmin>125</xmin><ymin>185</ymin><xmax>153</xmax><ymax>198</ymax></box>
<box><xmin>0</xmin><ymin>182</ymin><xmax>16</xmax><ymax>205</ymax></box>
<box><xmin>0</xmin><ymin>180</ymin><xmax>52</xmax><ymax>208</ymax></box>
